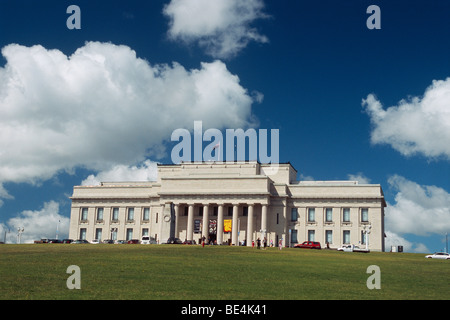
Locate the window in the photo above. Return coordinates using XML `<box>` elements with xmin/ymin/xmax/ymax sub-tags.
<box><xmin>308</xmin><ymin>208</ymin><xmax>315</xmax><ymax>222</ymax></box>
<box><xmin>227</xmin><ymin>207</ymin><xmax>233</xmax><ymax>216</ymax></box>
<box><xmin>343</xmin><ymin>208</ymin><xmax>350</xmax><ymax>222</ymax></box>
<box><xmin>291</xmin><ymin>229</ymin><xmax>298</xmax><ymax>244</ymax></box>
<box><xmin>198</xmin><ymin>206</ymin><xmax>203</xmax><ymax>217</ymax></box>
<box><xmin>81</xmin><ymin>208</ymin><xmax>88</xmax><ymax>221</ymax></box>
<box><xmin>112</xmin><ymin>208</ymin><xmax>119</xmax><ymax>221</ymax></box>
<box><xmin>126</xmin><ymin>228</ymin><xmax>133</xmax><ymax>241</ymax></box>
<box><xmin>291</xmin><ymin>208</ymin><xmax>298</xmax><ymax>222</ymax></box>
<box><xmin>143</xmin><ymin>208</ymin><xmax>150</xmax><ymax>221</ymax></box>
<box><xmin>213</xmin><ymin>206</ymin><xmax>218</xmax><ymax>216</ymax></box>
<box><xmin>96</xmin><ymin>208</ymin><xmax>104</xmax><ymax>221</ymax></box>
<box><xmin>142</xmin><ymin>228</ymin><xmax>149</xmax><ymax>236</ymax></box>
<box><xmin>308</xmin><ymin>230</ymin><xmax>315</xmax><ymax>241</ymax></box>
<box><xmin>325</xmin><ymin>230</ymin><xmax>333</xmax><ymax>244</ymax></box>
<box><xmin>243</xmin><ymin>206</ymin><xmax>248</xmax><ymax>217</ymax></box>
<box><xmin>361</xmin><ymin>208</ymin><xmax>369</xmax><ymax>222</ymax></box>
<box><xmin>95</xmin><ymin>228</ymin><xmax>102</xmax><ymax>240</ymax></box>
<box><xmin>79</xmin><ymin>228</ymin><xmax>86</xmax><ymax>240</ymax></box>
<box><xmin>127</xmin><ymin>208</ymin><xmax>134</xmax><ymax>221</ymax></box>
<box><xmin>343</xmin><ymin>230</ymin><xmax>350</xmax><ymax>244</ymax></box>
<box><xmin>325</xmin><ymin>208</ymin><xmax>333</xmax><ymax>222</ymax></box>
<box><xmin>276</xmin><ymin>213</ymin><xmax>279</xmax><ymax>225</ymax></box>
<box><xmin>361</xmin><ymin>231</ymin><xmax>367</xmax><ymax>244</ymax></box>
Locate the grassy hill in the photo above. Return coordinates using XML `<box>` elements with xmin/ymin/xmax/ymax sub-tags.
<box><xmin>0</xmin><ymin>244</ymin><xmax>448</xmax><ymax>300</ymax></box>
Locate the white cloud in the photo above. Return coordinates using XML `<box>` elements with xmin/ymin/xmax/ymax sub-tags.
<box><xmin>385</xmin><ymin>175</ymin><xmax>450</xmax><ymax>237</ymax></box>
<box><xmin>362</xmin><ymin>78</ymin><xmax>450</xmax><ymax>159</ymax></box>
<box><xmin>347</xmin><ymin>172</ymin><xmax>371</xmax><ymax>184</ymax></box>
<box><xmin>163</xmin><ymin>0</ymin><xmax>269</xmax><ymax>58</ymax></box>
<box><xmin>0</xmin><ymin>183</ymin><xmax>14</xmax><ymax>207</ymax></box>
<box><xmin>5</xmin><ymin>201</ymin><xmax>69</xmax><ymax>243</ymax></box>
<box><xmin>0</xmin><ymin>42</ymin><xmax>257</xmax><ymax>185</ymax></box>
<box><xmin>82</xmin><ymin>160</ymin><xmax>158</xmax><ymax>186</ymax></box>
<box><xmin>384</xmin><ymin>231</ymin><xmax>429</xmax><ymax>253</ymax></box>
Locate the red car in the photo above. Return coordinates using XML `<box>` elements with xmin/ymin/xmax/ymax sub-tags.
<box><xmin>294</xmin><ymin>241</ymin><xmax>321</xmax><ymax>249</ymax></box>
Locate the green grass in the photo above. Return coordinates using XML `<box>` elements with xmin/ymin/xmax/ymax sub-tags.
<box><xmin>0</xmin><ymin>244</ymin><xmax>449</xmax><ymax>300</ymax></box>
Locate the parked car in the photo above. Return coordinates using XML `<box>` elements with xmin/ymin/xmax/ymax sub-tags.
<box><xmin>141</xmin><ymin>236</ymin><xmax>157</xmax><ymax>244</ymax></box>
<box><xmin>183</xmin><ymin>240</ymin><xmax>196</xmax><ymax>245</ymax></box>
<box><xmin>103</xmin><ymin>239</ymin><xmax>114</xmax><ymax>244</ymax></box>
<box><xmin>90</xmin><ymin>239</ymin><xmax>100</xmax><ymax>244</ymax></box>
<box><xmin>166</xmin><ymin>237</ymin><xmax>183</xmax><ymax>244</ymax></box>
<box><xmin>115</xmin><ymin>240</ymin><xmax>127</xmax><ymax>244</ymax></box>
<box><xmin>127</xmin><ymin>239</ymin><xmax>140</xmax><ymax>244</ymax></box>
<box><xmin>425</xmin><ymin>252</ymin><xmax>450</xmax><ymax>260</ymax></box>
<box><xmin>337</xmin><ymin>244</ymin><xmax>369</xmax><ymax>253</ymax></box>
<box><xmin>71</xmin><ymin>239</ymin><xmax>89</xmax><ymax>244</ymax></box>
<box><xmin>294</xmin><ymin>241</ymin><xmax>321</xmax><ymax>249</ymax></box>
<box><xmin>62</xmin><ymin>239</ymin><xmax>73</xmax><ymax>244</ymax></box>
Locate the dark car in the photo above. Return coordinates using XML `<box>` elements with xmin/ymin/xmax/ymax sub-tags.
<box><xmin>166</xmin><ymin>237</ymin><xmax>183</xmax><ymax>244</ymax></box>
<box><xmin>127</xmin><ymin>239</ymin><xmax>140</xmax><ymax>244</ymax></box>
<box><xmin>294</xmin><ymin>241</ymin><xmax>321</xmax><ymax>249</ymax></box>
<box><xmin>183</xmin><ymin>240</ymin><xmax>196</xmax><ymax>245</ymax></box>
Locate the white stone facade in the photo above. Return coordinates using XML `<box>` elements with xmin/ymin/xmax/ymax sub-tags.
<box><xmin>69</xmin><ymin>162</ymin><xmax>386</xmax><ymax>251</ymax></box>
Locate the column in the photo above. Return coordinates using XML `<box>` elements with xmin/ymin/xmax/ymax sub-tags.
<box><xmin>158</xmin><ymin>204</ymin><xmax>165</xmax><ymax>243</ymax></box>
<box><xmin>246</xmin><ymin>204</ymin><xmax>254</xmax><ymax>247</ymax></box>
<box><xmin>282</xmin><ymin>203</ymin><xmax>287</xmax><ymax>248</ymax></box>
<box><xmin>217</xmin><ymin>204</ymin><xmax>224</xmax><ymax>245</ymax></box>
<box><xmin>202</xmin><ymin>204</ymin><xmax>209</xmax><ymax>242</ymax></box>
<box><xmin>232</xmin><ymin>204</ymin><xmax>239</xmax><ymax>245</ymax></box>
<box><xmin>186</xmin><ymin>204</ymin><xmax>194</xmax><ymax>241</ymax></box>
<box><xmin>174</xmin><ymin>204</ymin><xmax>179</xmax><ymax>238</ymax></box>
<box><xmin>261</xmin><ymin>204</ymin><xmax>268</xmax><ymax>239</ymax></box>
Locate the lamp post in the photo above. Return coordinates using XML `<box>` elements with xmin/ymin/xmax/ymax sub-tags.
<box><xmin>17</xmin><ymin>227</ymin><xmax>24</xmax><ymax>244</ymax></box>
<box><xmin>362</xmin><ymin>224</ymin><xmax>371</xmax><ymax>251</ymax></box>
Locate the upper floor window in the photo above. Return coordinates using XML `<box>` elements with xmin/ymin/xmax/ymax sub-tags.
<box><xmin>96</xmin><ymin>207</ymin><xmax>104</xmax><ymax>221</ymax></box>
<box><xmin>325</xmin><ymin>208</ymin><xmax>333</xmax><ymax>222</ymax></box>
<box><xmin>361</xmin><ymin>208</ymin><xmax>369</xmax><ymax>222</ymax></box>
<box><xmin>308</xmin><ymin>208</ymin><xmax>315</xmax><ymax>222</ymax></box>
<box><xmin>343</xmin><ymin>208</ymin><xmax>350</xmax><ymax>222</ymax></box>
<box><xmin>80</xmin><ymin>208</ymin><xmax>88</xmax><ymax>221</ymax></box>
<box><xmin>143</xmin><ymin>208</ymin><xmax>150</xmax><ymax>221</ymax></box>
<box><xmin>112</xmin><ymin>207</ymin><xmax>119</xmax><ymax>221</ymax></box>
<box><xmin>127</xmin><ymin>208</ymin><xmax>135</xmax><ymax>221</ymax></box>
<box><xmin>291</xmin><ymin>208</ymin><xmax>298</xmax><ymax>221</ymax></box>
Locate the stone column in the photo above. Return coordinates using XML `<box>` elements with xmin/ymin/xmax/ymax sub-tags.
<box><xmin>217</xmin><ymin>204</ymin><xmax>224</xmax><ymax>245</ymax></box>
<box><xmin>246</xmin><ymin>204</ymin><xmax>254</xmax><ymax>246</ymax></box>
<box><xmin>186</xmin><ymin>204</ymin><xmax>194</xmax><ymax>241</ymax></box>
<box><xmin>261</xmin><ymin>204</ymin><xmax>268</xmax><ymax>238</ymax></box>
<box><xmin>232</xmin><ymin>204</ymin><xmax>239</xmax><ymax>245</ymax></box>
<box><xmin>202</xmin><ymin>204</ymin><xmax>209</xmax><ymax>242</ymax></box>
<box><xmin>174</xmin><ymin>204</ymin><xmax>179</xmax><ymax>238</ymax></box>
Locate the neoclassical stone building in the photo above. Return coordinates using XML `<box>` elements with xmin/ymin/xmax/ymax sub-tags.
<box><xmin>69</xmin><ymin>162</ymin><xmax>386</xmax><ymax>251</ymax></box>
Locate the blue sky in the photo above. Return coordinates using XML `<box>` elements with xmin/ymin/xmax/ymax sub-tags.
<box><xmin>0</xmin><ymin>0</ymin><xmax>449</xmax><ymax>252</ymax></box>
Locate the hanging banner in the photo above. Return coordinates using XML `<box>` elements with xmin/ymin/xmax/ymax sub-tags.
<box><xmin>223</xmin><ymin>219</ymin><xmax>232</xmax><ymax>233</ymax></box>
<box><xmin>194</xmin><ymin>219</ymin><xmax>201</xmax><ymax>234</ymax></box>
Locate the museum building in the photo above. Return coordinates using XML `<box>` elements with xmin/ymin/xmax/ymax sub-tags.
<box><xmin>69</xmin><ymin>161</ymin><xmax>386</xmax><ymax>251</ymax></box>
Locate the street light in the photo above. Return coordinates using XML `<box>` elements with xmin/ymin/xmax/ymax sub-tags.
<box><xmin>17</xmin><ymin>227</ymin><xmax>24</xmax><ymax>244</ymax></box>
<box><xmin>362</xmin><ymin>224</ymin><xmax>372</xmax><ymax>251</ymax></box>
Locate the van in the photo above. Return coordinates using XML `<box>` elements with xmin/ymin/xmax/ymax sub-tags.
<box><xmin>141</xmin><ymin>236</ymin><xmax>157</xmax><ymax>244</ymax></box>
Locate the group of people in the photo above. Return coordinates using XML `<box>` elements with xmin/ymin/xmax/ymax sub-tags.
<box><xmin>252</xmin><ymin>238</ymin><xmax>283</xmax><ymax>250</ymax></box>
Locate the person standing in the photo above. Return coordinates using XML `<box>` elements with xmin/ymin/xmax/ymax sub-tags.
<box><xmin>256</xmin><ymin>238</ymin><xmax>261</xmax><ymax>249</ymax></box>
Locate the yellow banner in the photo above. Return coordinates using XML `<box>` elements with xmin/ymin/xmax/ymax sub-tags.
<box><xmin>223</xmin><ymin>219</ymin><xmax>232</xmax><ymax>233</ymax></box>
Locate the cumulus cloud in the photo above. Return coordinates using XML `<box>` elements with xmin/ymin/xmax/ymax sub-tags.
<box><xmin>384</xmin><ymin>231</ymin><xmax>429</xmax><ymax>253</ymax></box>
<box><xmin>347</xmin><ymin>172</ymin><xmax>371</xmax><ymax>184</ymax></box>
<box><xmin>4</xmin><ymin>201</ymin><xmax>69</xmax><ymax>243</ymax></box>
<box><xmin>0</xmin><ymin>42</ymin><xmax>257</xmax><ymax>185</ymax></box>
<box><xmin>385</xmin><ymin>175</ymin><xmax>450</xmax><ymax>237</ymax></box>
<box><xmin>163</xmin><ymin>0</ymin><xmax>269</xmax><ymax>58</ymax></box>
<box><xmin>362</xmin><ymin>78</ymin><xmax>450</xmax><ymax>159</ymax></box>
<box><xmin>81</xmin><ymin>160</ymin><xmax>158</xmax><ymax>186</ymax></box>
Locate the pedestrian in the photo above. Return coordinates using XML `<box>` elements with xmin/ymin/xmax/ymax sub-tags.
<box><xmin>252</xmin><ymin>240</ymin><xmax>255</xmax><ymax>248</ymax></box>
<box><xmin>257</xmin><ymin>238</ymin><xmax>261</xmax><ymax>249</ymax></box>
<box><xmin>263</xmin><ymin>237</ymin><xmax>267</xmax><ymax>250</ymax></box>
<box><xmin>278</xmin><ymin>238</ymin><xmax>283</xmax><ymax>250</ymax></box>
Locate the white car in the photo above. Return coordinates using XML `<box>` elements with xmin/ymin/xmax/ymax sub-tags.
<box><xmin>90</xmin><ymin>239</ymin><xmax>100</xmax><ymax>244</ymax></box>
<box><xmin>425</xmin><ymin>252</ymin><xmax>450</xmax><ymax>260</ymax></box>
<box><xmin>141</xmin><ymin>236</ymin><xmax>157</xmax><ymax>245</ymax></box>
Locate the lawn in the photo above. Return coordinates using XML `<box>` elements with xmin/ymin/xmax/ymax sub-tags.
<box><xmin>0</xmin><ymin>244</ymin><xmax>448</xmax><ymax>300</ymax></box>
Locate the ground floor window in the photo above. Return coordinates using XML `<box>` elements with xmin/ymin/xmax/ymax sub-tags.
<box><xmin>343</xmin><ymin>230</ymin><xmax>350</xmax><ymax>244</ymax></box>
<box><xmin>126</xmin><ymin>228</ymin><xmax>133</xmax><ymax>240</ymax></box>
<box><xmin>325</xmin><ymin>230</ymin><xmax>333</xmax><ymax>244</ymax></box>
<box><xmin>95</xmin><ymin>228</ymin><xmax>102</xmax><ymax>240</ymax></box>
<box><xmin>308</xmin><ymin>230</ymin><xmax>315</xmax><ymax>241</ymax></box>
<box><xmin>290</xmin><ymin>229</ymin><xmax>298</xmax><ymax>244</ymax></box>
<box><xmin>79</xmin><ymin>228</ymin><xmax>86</xmax><ymax>240</ymax></box>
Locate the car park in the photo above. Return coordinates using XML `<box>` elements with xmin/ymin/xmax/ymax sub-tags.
<box><xmin>425</xmin><ymin>252</ymin><xmax>450</xmax><ymax>260</ymax></box>
<box><xmin>294</xmin><ymin>241</ymin><xmax>321</xmax><ymax>249</ymax></box>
